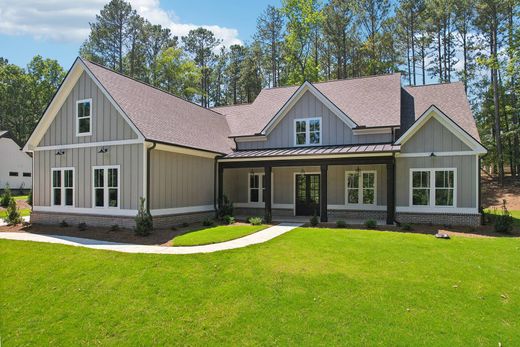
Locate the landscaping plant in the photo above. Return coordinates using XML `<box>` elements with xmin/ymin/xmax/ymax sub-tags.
<box><xmin>249</xmin><ymin>217</ymin><xmax>263</xmax><ymax>226</ymax></box>
<box><xmin>202</xmin><ymin>219</ymin><xmax>214</xmax><ymax>227</ymax></box>
<box><xmin>27</xmin><ymin>190</ymin><xmax>32</xmax><ymax>206</ymax></box>
<box><xmin>310</xmin><ymin>214</ymin><xmax>319</xmax><ymax>227</ymax></box>
<box><xmin>336</xmin><ymin>220</ymin><xmax>347</xmax><ymax>228</ymax></box>
<box><xmin>5</xmin><ymin>198</ymin><xmax>22</xmax><ymax>225</ymax></box>
<box><xmin>222</xmin><ymin>215</ymin><xmax>235</xmax><ymax>225</ymax></box>
<box><xmin>493</xmin><ymin>200</ymin><xmax>514</xmax><ymax>234</ymax></box>
<box><xmin>1</xmin><ymin>184</ymin><xmax>12</xmax><ymax>208</ymax></box>
<box><xmin>217</xmin><ymin>195</ymin><xmax>234</xmax><ymax>220</ymax></box>
<box><xmin>134</xmin><ymin>197</ymin><xmax>153</xmax><ymax>236</ymax></box>
<box><xmin>364</xmin><ymin>219</ymin><xmax>377</xmax><ymax>229</ymax></box>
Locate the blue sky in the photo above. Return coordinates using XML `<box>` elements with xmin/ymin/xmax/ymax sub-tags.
<box><xmin>0</xmin><ymin>0</ymin><xmax>280</xmax><ymax>69</ymax></box>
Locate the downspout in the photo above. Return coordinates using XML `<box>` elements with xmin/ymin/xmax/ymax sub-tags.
<box><xmin>214</xmin><ymin>155</ymin><xmax>224</xmax><ymax>212</ymax></box>
<box><xmin>146</xmin><ymin>142</ymin><xmax>156</xmax><ymax>211</ymax></box>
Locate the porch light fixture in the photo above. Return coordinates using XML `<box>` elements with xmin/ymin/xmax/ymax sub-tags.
<box><xmin>55</xmin><ymin>150</ymin><xmax>65</xmax><ymax>156</ymax></box>
<box><xmin>98</xmin><ymin>146</ymin><xmax>109</xmax><ymax>154</ymax></box>
<box><xmin>430</xmin><ymin>152</ymin><xmax>436</xmax><ymax>157</ymax></box>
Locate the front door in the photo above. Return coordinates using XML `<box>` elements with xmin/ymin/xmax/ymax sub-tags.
<box><xmin>295</xmin><ymin>174</ymin><xmax>320</xmax><ymax>216</ymax></box>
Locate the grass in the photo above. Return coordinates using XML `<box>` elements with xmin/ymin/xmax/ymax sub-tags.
<box><xmin>1</xmin><ymin>228</ymin><xmax>520</xmax><ymax>345</ymax></box>
<box><xmin>0</xmin><ymin>208</ymin><xmax>30</xmax><ymax>220</ymax></box>
<box><xmin>485</xmin><ymin>208</ymin><xmax>520</xmax><ymax>227</ymax></box>
<box><xmin>13</xmin><ymin>195</ymin><xmax>28</xmax><ymax>201</ymax></box>
<box><xmin>171</xmin><ymin>224</ymin><xmax>267</xmax><ymax>246</ymax></box>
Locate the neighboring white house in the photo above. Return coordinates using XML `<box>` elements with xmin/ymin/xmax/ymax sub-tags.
<box><xmin>0</xmin><ymin>131</ymin><xmax>32</xmax><ymax>192</ymax></box>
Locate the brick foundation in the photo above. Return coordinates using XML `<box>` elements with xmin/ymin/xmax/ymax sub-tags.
<box><xmin>329</xmin><ymin>209</ymin><xmax>387</xmax><ymax>221</ymax></box>
<box><xmin>395</xmin><ymin>212</ymin><xmax>481</xmax><ymax>227</ymax></box>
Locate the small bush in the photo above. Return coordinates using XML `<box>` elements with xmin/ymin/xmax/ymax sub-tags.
<box><xmin>1</xmin><ymin>184</ymin><xmax>12</xmax><ymax>208</ymax></box>
<box><xmin>27</xmin><ymin>189</ymin><xmax>32</xmax><ymax>206</ymax></box>
<box><xmin>401</xmin><ymin>223</ymin><xmax>413</xmax><ymax>231</ymax></box>
<box><xmin>494</xmin><ymin>200</ymin><xmax>514</xmax><ymax>234</ymax></box>
<box><xmin>217</xmin><ymin>195</ymin><xmax>234</xmax><ymax>220</ymax></box>
<box><xmin>336</xmin><ymin>220</ymin><xmax>347</xmax><ymax>228</ymax></box>
<box><xmin>364</xmin><ymin>219</ymin><xmax>377</xmax><ymax>229</ymax></box>
<box><xmin>202</xmin><ymin>219</ymin><xmax>214</xmax><ymax>227</ymax></box>
<box><xmin>310</xmin><ymin>214</ymin><xmax>319</xmax><ymax>227</ymax></box>
<box><xmin>78</xmin><ymin>222</ymin><xmax>87</xmax><ymax>231</ymax></box>
<box><xmin>110</xmin><ymin>224</ymin><xmax>119</xmax><ymax>231</ymax></box>
<box><xmin>249</xmin><ymin>217</ymin><xmax>263</xmax><ymax>226</ymax></box>
<box><xmin>60</xmin><ymin>220</ymin><xmax>69</xmax><ymax>228</ymax></box>
<box><xmin>134</xmin><ymin>197</ymin><xmax>153</xmax><ymax>236</ymax></box>
<box><xmin>222</xmin><ymin>215</ymin><xmax>235</xmax><ymax>225</ymax></box>
<box><xmin>5</xmin><ymin>198</ymin><xmax>22</xmax><ymax>225</ymax></box>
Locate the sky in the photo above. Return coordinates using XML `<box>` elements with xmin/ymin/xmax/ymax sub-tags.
<box><xmin>0</xmin><ymin>0</ymin><xmax>280</xmax><ymax>69</ymax></box>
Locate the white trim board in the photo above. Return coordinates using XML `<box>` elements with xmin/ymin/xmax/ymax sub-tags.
<box><xmin>396</xmin><ymin>151</ymin><xmax>478</xmax><ymax>158</ymax></box>
<box><xmin>150</xmin><ymin>142</ymin><xmax>219</xmax><ymax>159</ymax></box>
<box><xmin>261</xmin><ymin>81</ymin><xmax>357</xmax><ymax>135</ymax></box>
<box><xmin>35</xmin><ymin>139</ymin><xmax>143</xmax><ymax>151</ymax></box>
<box><xmin>394</xmin><ymin>105</ymin><xmax>487</xmax><ymax>154</ymax></box>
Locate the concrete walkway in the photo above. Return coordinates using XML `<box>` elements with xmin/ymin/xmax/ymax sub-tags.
<box><xmin>0</xmin><ymin>216</ymin><xmax>30</xmax><ymax>227</ymax></box>
<box><xmin>0</xmin><ymin>223</ymin><xmax>302</xmax><ymax>254</ymax></box>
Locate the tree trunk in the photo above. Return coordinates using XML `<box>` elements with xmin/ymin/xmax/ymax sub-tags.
<box><xmin>491</xmin><ymin>23</ymin><xmax>504</xmax><ymax>184</ymax></box>
<box><xmin>410</xmin><ymin>10</ymin><xmax>416</xmax><ymax>86</ymax></box>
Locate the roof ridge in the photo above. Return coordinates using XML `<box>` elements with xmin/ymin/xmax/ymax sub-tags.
<box><xmin>211</xmin><ymin>102</ymin><xmax>253</xmax><ymax>109</ymax></box>
<box><xmin>404</xmin><ymin>81</ymin><xmax>464</xmax><ymax>88</ymax></box>
<box><xmin>79</xmin><ymin>57</ymin><xmax>227</xmax><ymax>118</ymax></box>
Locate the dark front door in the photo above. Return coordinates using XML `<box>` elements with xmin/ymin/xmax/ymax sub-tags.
<box><xmin>295</xmin><ymin>174</ymin><xmax>320</xmax><ymax>216</ymax></box>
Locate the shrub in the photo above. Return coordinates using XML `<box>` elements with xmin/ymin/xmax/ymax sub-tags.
<box><xmin>401</xmin><ymin>223</ymin><xmax>413</xmax><ymax>231</ymax></box>
<box><xmin>336</xmin><ymin>220</ymin><xmax>347</xmax><ymax>228</ymax></box>
<box><xmin>110</xmin><ymin>224</ymin><xmax>119</xmax><ymax>231</ymax></box>
<box><xmin>494</xmin><ymin>200</ymin><xmax>514</xmax><ymax>234</ymax></box>
<box><xmin>134</xmin><ymin>197</ymin><xmax>153</xmax><ymax>236</ymax></box>
<box><xmin>364</xmin><ymin>219</ymin><xmax>377</xmax><ymax>229</ymax></box>
<box><xmin>1</xmin><ymin>184</ymin><xmax>12</xmax><ymax>208</ymax></box>
<box><xmin>60</xmin><ymin>220</ymin><xmax>69</xmax><ymax>228</ymax></box>
<box><xmin>310</xmin><ymin>213</ymin><xmax>319</xmax><ymax>227</ymax></box>
<box><xmin>249</xmin><ymin>217</ymin><xmax>263</xmax><ymax>226</ymax></box>
<box><xmin>5</xmin><ymin>198</ymin><xmax>22</xmax><ymax>225</ymax></box>
<box><xmin>27</xmin><ymin>189</ymin><xmax>32</xmax><ymax>206</ymax></box>
<box><xmin>217</xmin><ymin>195</ymin><xmax>234</xmax><ymax>220</ymax></box>
<box><xmin>222</xmin><ymin>215</ymin><xmax>235</xmax><ymax>225</ymax></box>
<box><xmin>78</xmin><ymin>222</ymin><xmax>87</xmax><ymax>231</ymax></box>
<box><xmin>202</xmin><ymin>218</ymin><xmax>214</xmax><ymax>227</ymax></box>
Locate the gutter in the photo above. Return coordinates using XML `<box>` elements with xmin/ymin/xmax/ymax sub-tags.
<box><xmin>146</xmin><ymin>142</ymin><xmax>157</xmax><ymax>211</ymax></box>
<box><xmin>214</xmin><ymin>155</ymin><xmax>224</xmax><ymax>211</ymax></box>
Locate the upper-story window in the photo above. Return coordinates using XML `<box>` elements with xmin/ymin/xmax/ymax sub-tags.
<box><xmin>294</xmin><ymin>118</ymin><xmax>321</xmax><ymax>146</ymax></box>
<box><xmin>76</xmin><ymin>99</ymin><xmax>92</xmax><ymax>136</ymax></box>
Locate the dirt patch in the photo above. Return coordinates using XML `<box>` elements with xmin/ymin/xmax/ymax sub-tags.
<box><xmin>482</xmin><ymin>175</ymin><xmax>520</xmax><ymax>210</ymax></box>
<box><xmin>0</xmin><ymin>198</ymin><xmax>30</xmax><ymax>214</ymax></box>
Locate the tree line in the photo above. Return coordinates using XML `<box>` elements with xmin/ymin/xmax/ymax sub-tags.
<box><xmin>0</xmin><ymin>0</ymin><xmax>518</xmax><ymax>183</ymax></box>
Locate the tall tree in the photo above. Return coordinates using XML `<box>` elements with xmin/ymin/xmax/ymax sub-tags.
<box><xmin>182</xmin><ymin>28</ymin><xmax>221</xmax><ymax>107</ymax></box>
<box><xmin>454</xmin><ymin>0</ymin><xmax>476</xmax><ymax>93</ymax></box>
<box><xmin>255</xmin><ymin>5</ymin><xmax>284</xmax><ymax>87</ymax></box>
<box><xmin>144</xmin><ymin>23</ymin><xmax>177</xmax><ymax>85</ymax></box>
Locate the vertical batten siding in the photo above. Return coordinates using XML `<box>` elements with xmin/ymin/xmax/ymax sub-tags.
<box><xmin>401</xmin><ymin>117</ymin><xmax>470</xmax><ymax>153</ymax></box>
<box><xmin>33</xmin><ymin>144</ymin><xmax>144</xmax><ymax>209</ymax></box>
<box><xmin>395</xmin><ymin>155</ymin><xmax>477</xmax><ymax>208</ymax></box>
<box><xmin>39</xmin><ymin>71</ymin><xmax>138</xmax><ymax>147</ymax></box>
<box><xmin>236</xmin><ymin>91</ymin><xmax>392</xmax><ymax>150</ymax></box>
<box><xmin>149</xmin><ymin>150</ymin><xmax>215</xmax><ymax>210</ymax></box>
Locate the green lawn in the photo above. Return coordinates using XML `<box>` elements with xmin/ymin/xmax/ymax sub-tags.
<box><xmin>172</xmin><ymin>224</ymin><xmax>267</xmax><ymax>246</ymax></box>
<box><xmin>1</xmin><ymin>228</ymin><xmax>520</xmax><ymax>345</ymax></box>
<box><xmin>0</xmin><ymin>208</ymin><xmax>30</xmax><ymax>219</ymax></box>
<box><xmin>13</xmin><ymin>195</ymin><xmax>29</xmax><ymax>201</ymax></box>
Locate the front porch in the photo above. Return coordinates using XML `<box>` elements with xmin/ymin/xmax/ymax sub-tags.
<box><xmin>218</xmin><ymin>154</ymin><xmax>396</xmax><ymax>225</ymax></box>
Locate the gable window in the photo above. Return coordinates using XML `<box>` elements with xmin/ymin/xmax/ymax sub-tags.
<box><xmin>411</xmin><ymin>169</ymin><xmax>456</xmax><ymax>207</ymax></box>
<box><xmin>92</xmin><ymin>166</ymin><xmax>120</xmax><ymax>208</ymax></box>
<box><xmin>248</xmin><ymin>173</ymin><xmax>265</xmax><ymax>203</ymax></box>
<box><xmin>345</xmin><ymin>171</ymin><xmax>376</xmax><ymax>205</ymax></box>
<box><xmin>76</xmin><ymin>99</ymin><xmax>92</xmax><ymax>136</ymax></box>
<box><xmin>51</xmin><ymin>168</ymin><xmax>74</xmax><ymax>207</ymax></box>
<box><xmin>294</xmin><ymin>118</ymin><xmax>321</xmax><ymax>146</ymax></box>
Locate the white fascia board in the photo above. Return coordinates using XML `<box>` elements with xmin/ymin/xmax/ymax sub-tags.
<box><xmin>150</xmin><ymin>142</ymin><xmax>220</xmax><ymax>159</ymax></box>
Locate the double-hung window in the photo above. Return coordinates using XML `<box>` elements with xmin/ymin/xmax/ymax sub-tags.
<box><xmin>51</xmin><ymin>168</ymin><xmax>74</xmax><ymax>207</ymax></box>
<box><xmin>294</xmin><ymin>118</ymin><xmax>321</xmax><ymax>146</ymax></box>
<box><xmin>411</xmin><ymin>169</ymin><xmax>456</xmax><ymax>207</ymax></box>
<box><xmin>345</xmin><ymin>171</ymin><xmax>376</xmax><ymax>205</ymax></box>
<box><xmin>93</xmin><ymin>166</ymin><xmax>120</xmax><ymax>208</ymax></box>
<box><xmin>76</xmin><ymin>99</ymin><xmax>92</xmax><ymax>136</ymax></box>
<box><xmin>249</xmin><ymin>173</ymin><xmax>265</xmax><ymax>203</ymax></box>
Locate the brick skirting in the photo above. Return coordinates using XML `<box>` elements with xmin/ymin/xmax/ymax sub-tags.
<box><xmin>329</xmin><ymin>209</ymin><xmax>387</xmax><ymax>221</ymax></box>
<box><xmin>395</xmin><ymin>212</ymin><xmax>481</xmax><ymax>227</ymax></box>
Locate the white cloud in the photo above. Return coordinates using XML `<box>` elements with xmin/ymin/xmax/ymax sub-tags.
<box><xmin>0</xmin><ymin>0</ymin><xmax>242</xmax><ymax>47</ymax></box>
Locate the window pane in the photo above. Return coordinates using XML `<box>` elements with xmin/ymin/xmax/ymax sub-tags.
<box><xmin>296</xmin><ymin>133</ymin><xmax>306</xmax><ymax>145</ymax></box>
<box><xmin>78</xmin><ymin>103</ymin><xmax>84</xmax><ymax>118</ymax></box>
<box><xmin>435</xmin><ymin>170</ymin><xmax>454</xmax><ymax>188</ymax></box>
<box><xmin>347</xmin><ymin>173</ymin><xmax>359</xmax><ymax>188</ymax></box>
<box><xmin>79</xmin><ymin>118</ymin><xmax>90</xmax><ymax>133</ymax></box>
<box><xmin>108</xmin><ymin>189</ymin><xmax>118</xmax><ymax>207</ymax></box>
<box><xmin>53</xmin><ymin>170</ymin><xmax>61</xmax><ymax>187</ymax></box>
<box><xmin>310</xmin><ymin>131</ymin><xmax>320</xmax><ymax>144</ymax></box>
<box><xmin>84</xmin><ymin>101</ymin><xmax>90</xmax><ymax>117</ymax></box>
<box><xmin>435</xmin><ymin>189</ymin><xmax>453</xmax><ymax>206</ymax></box>
<box><xmin>250</xmin><ymin>175</ymin><xmax>259</xmax><ymax>188</ymax></box>
<box><xmin>347</xmin><ymin>189</ymin><xmax>359</xmax><ymax>204</ymax></box>
<box><xmin>309</xmin><ymin>119</ymin><xmax>320</xmax><ymax>131</ymax></box>
<box><xmin>53</xmin><ymin>188</ymin><xmax>61</xmax><ymax>205</ymax></box>
<box><xmin>412</xmin><ymin>189</ymin><xmax>429</xmax><ymax>205</ymax></box>
<box><xmin>250</xmin><ymin>189</ymin><xmax>259</xmax><ymax>202</ymax></box>
<box><xmin>363</xmin><ymin>189</ymin><xmax>374</xmax><ymax>204</ymax></box>
<box><xmin>94</xmin><ymin>169</ymin><xmax>103</xmax><ymax>188</ymax></box>
<box><xmin>65</xmin><ymin>188</ymin><xmax>73</xmax><ymax>206</ymax></box>
<box><xmin>412</xmin><ymin>171</ymin><xmax>429</xmax><ymax>188</ymax></box>
<box><xmin>363</xmin><ymin>173</ymin><xmax>375</xmax><ymax>188</ymax></box>
<box><xmin>64</xmin><ymin>170</ymin><xmax>73</xmax><ymax>188</ymax></box>
<box><xmin>95</xmin><ymin>188</ymin><xmax>104</xmax><ymax>207</ymax></box>
<box><xmin>108</xmin><ymin>169</ymin><xmax>118</xmax><ymax>188</ymax></box>
<box><xmin>296</xmin><ymin>121</ymin><xmax>306</xmax><ymax>132</ymax></box>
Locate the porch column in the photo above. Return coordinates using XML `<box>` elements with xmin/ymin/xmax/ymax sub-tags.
<box><xmin>386</xmin><ymin>160</ymin><xmax>395</xmax><ymax>225</ymax></box>
<box><xmin>218</xmin><ymin>164</ymin><xmax>224</xmax><ymax>210</ymax></box>
<box><xmin>264</xmin><ymin>164</ymin><xmax>272</xmax><ymax>223</ymax></box>
<box><xmin>320</xmin><ymin>164</ymin><xmax>328</xmax><ymax>222</ymax></box>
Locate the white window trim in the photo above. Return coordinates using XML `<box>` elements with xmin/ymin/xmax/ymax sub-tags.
<box><xmin>51</xmin><ymin>167</ymin><xmax>75</xmax><ymax>207</ymax></box>
<box><xmin>409</xmin><ymin>168</ymin><xmax>457</xmax><ymax>208</ymax></box>
<box><xmin>248</xmin><ymin>172</ymin><xmax>265</xmax><ymax>206</ymax></box>
<box><xmin>92</xmin><ymin>165</ymin><xmax>121</xmax><ymax>209</ymax></box>
<box><xmin>76</xmin><ymin>98</ymin><xmax>93</xmax><ymax>137</ymax></box>
<box><xmin>344</xmin><ymin>170</ymin><xmax>377</xmax><ymax>206</ymax></box>
<box><xmin>294</xmin><ymin>117</ymin><xmax>322</xmax><ymax>146</ymax></box>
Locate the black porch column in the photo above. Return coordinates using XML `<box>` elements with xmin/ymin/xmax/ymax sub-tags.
<box><xmin>264</xmin><ymin>164</ymin><xmax>272</xmax><ymax>223</ymax></box>
<box><xmin>320</xmin><ymin>164</ymin><xmax>328</xmax><ymax>222</ymax></box>
<box><xmin>217</xmin><ymin>163</ymin><xmax>224</xmax><ymax>210</ymax></box>
<box><xmin>386</xmin><ymin>160</ymin><xmax>395</xmax><ymax>225</ymax></box>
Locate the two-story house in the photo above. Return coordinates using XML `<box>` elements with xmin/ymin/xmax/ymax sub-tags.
<box><xmin>23</xmin><ymin>57</ymin><xmax>487</xmax><ymax>228</ymax></box>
